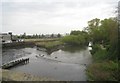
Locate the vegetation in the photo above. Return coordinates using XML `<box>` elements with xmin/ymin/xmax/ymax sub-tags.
<box><xmin>58</xmin><ymin>17</ymin><xmax>118</xmax><ymax>81</ymax></box>
<box><xmin>61</xmin><ymin>30</ymin><xmax>89</xmax><ymax>46</ymax></box>
<box><xmin>86</xmin><ymin>61</ymin><xmax>118</xmax><ymax>81</ymax></box>
<box><xmin>25</xmin><ymin>38</ymin><xmax>60</xmax><ymax>42</ymax></box>
<box><xmin>35</xmin><ymin>40</ymin><xmax>63</xmax><ymax>54</ymax></box>
<box><xmin>58</xmin><ymin>17</ymin><xmax>119</xmax><ymax>81</ymax></box>
<box><xmin>17</xmin><ymin>33</ymin><xmax>62</xmax><ymax>39</ymax></box>
<box><xmin>86</xmin><ymin>18</ymin><xmax>119</xmax><ymax>81</ymax></box>
<box><xmin>87</xmin><ymin>18</ymin><xmax>118</xmax><ymax>61</ymax></box>
<box><xmin>35</xmin><ymin>41</ymin><xmax>63</xmax><ymax>49</ymax></box>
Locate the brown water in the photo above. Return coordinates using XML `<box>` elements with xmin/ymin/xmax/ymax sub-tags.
<box><xmin>2</xmin><ymin>46</ymin><xmax>92</xmax><ymax>81</ymax></box>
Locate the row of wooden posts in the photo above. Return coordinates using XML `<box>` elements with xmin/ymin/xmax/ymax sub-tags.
<box><xmin>1</xmin><ymin>58</ymin><xmax>29</xmax><ymax>69</ymax></box>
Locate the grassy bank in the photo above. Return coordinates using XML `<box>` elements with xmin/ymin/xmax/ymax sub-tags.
<box><xmin>86</xmin><ymin>61</ymin><xmax>118</xmax><ymax>81</ymax></box>
<box><xmin>25</xmin><ymin>38</ymin><xmax>63</xmax><ymax>50</ymax></box>
<box><xmin>25</xmin><ymin>38</ymin><xmax>60</xmax><ymax>43</ymax></box>
<box><xmin>35</xmin><ymin>41</ymin><xmax>63</xmax><ymax>49</ymax></box>
<box><xmin>35</xmin><ymin>40</ymin><xmax>64</xmax><ymax>54</ymax></box>
<box><xmin>2</xmin><ymin>38</ymin><xmax>63</xmax><ymax>53</ymax></box>
<box><xmin>86</xmin><ymin>44</ymin><xmax>119</xmax><ymax>81</ymax></box>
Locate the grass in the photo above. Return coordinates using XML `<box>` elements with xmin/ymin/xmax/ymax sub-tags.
<box><xmin>86</xmin><ymin>61</ymin><xmax>118</xmax><ymax>81</ymax></box>
<box><xmin>92</xmin><ymin>49</ymin><xmax>108</xmax><ymax>62</ymax></box>
<box><xmin>25</xmin><ymin>38</ymin><xmax>60</xmax><ymax>42</ymax></box>
<box><xmin>87</xmin><ymin>44</ymin><xmax>119</xmax><ymax>81</ymax></box>
<box><xmin>90</xmin><ymin>44</ymin><xmax>108</xmax><ymax>62</ymax></box>
<box><xmin>35</xmin><ymin>41</ymin><xmax>63</xmax><ymax>49</ymax></box>
<box><xmin>24</xmin><ymin>38</ymin><xmax>63</xmax><ymax>50</ymax></box>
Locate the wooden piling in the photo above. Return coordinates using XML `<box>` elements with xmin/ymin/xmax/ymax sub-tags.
<box><xmin>2</xmin><ymin>58</ymin><xmax>29</xmax><ymax>69</ymax></box>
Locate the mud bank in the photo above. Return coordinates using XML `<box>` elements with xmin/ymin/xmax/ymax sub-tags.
<box><xmin>2</xmin><ymin>69</ymin><xmax>56</xmax><ymax>81</ymax></box>
<box><xmin>2</xmin><ymin>42</ymin><xmax>35</xmax><ymax>49</ymax></box>
<box><xmin>2</xmin><ymin>42</ymin><xmax>64</xmax><ymax>55</ymax></box>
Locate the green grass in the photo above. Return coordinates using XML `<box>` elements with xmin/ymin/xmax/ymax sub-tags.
<box><xmin>35</xmin><ymin>41</ymin><xmax>63</xmax><ymax>49</ymax></box>
<box><xmin>87</xmin><ymin>43</ymin><xmax>119</xmax><ymax>81</ymax></box>
<box><xmin>25</xmin><ymin>38</ymin><xmax>60</xmax><ymax>42</ymax></box>
<box><xmin>86</xmin><ymin>61</ymin><xmax>118</xmax><ymax>81</ymax></box>
<box><xmin>24</xmin><ymin>38</ymin><xmax>63</xmax><ymax>49</ymax></box>
<box><xmin>92</xmin><ymin>49</ymin><xmax>108</xmax><ymax>62</ymax></box>
<box><xmin>90</xmin><ymin>44</ymin><xmax>108</xmax><ymax>62</ymax></box>
<box><xmin>44</xmin><ymin>41</ymin><xmax>63</xmax><ymax>48</ymax></box>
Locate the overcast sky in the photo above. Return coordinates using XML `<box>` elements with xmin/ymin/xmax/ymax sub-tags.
<box><xmin>2</xmin><ymin>0</ymin><xmax>119</xmax><ymax>35</ymax></box>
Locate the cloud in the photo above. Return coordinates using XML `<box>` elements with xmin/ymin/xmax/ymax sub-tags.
<box><xmin>2</xmin><ymin>0</ymin><xmax>119</xmax><ymax>34</ymax></box>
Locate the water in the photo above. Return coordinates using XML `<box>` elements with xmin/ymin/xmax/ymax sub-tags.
<box><xmin>2</xmin><ymin>46</ymin><xmax>92</xmax><ymax>81</ymax></box>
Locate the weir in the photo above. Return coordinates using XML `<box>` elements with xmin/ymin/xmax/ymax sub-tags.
<box><xmin>1</xmin><ymin>57</ymin><xmax>29</xmax><ymax>69</ymax></box>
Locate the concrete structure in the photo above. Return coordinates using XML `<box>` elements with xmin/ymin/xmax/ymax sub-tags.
<box><xmin>0</xmin><ymin>32</ymin><xmax>19</xmax><ymax>43</ymax></box>
<box><xmin>0</xmin><ymin>33</ymin><xmax>12</xmax><ymax>43</ymax></box>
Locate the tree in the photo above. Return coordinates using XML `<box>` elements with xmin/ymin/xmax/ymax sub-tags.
<box><xmin>101</xmin><ymin>18</ymin><xmax>118</xmax><ymax>59</ymax></box>
<box><xmin>41</xmin><ymin>34</ymin><xmax>45</xmax><ymax>38</ymax></box>
<box><xmin>87</xmin><ymin>18</ymin><xmax>101</xmax><ymax>43</ymax></box>
<box><xmin>51</xmin><ymin>34</ymin><xmax>54</xmax><ymax>38</ymax></box>
<box><xmin>62</xmin><ymin>30</ymin><xmax>89</xmax><ymax>46</ymax></box>
<box><xmin>21</xmin><ymin>32</ymin><xmax>26</xmax><ymax>39</ymax></box>
<box><xmin>86</xmin><ymin>18</ymin><xmax>118</xmax><ymax>60</ymax></box>
<box><xmin>57</xmin><ymin>33</ymin><xmax>61</xmax><ymax>38</ymax></box>
<box><xmin>70</xmin><ymin>30</ymin><xmax>81</xmax><ymax>35</ymax></box>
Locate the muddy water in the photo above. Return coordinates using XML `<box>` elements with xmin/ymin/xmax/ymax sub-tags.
<box><xmin>2</xmin><ymin>46</ymin><xmax>92</xmax><ymax>81</ymax></box>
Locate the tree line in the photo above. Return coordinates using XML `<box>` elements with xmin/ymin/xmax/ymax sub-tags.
<box><xmin>16</xmin><ymin>33</ymin><xmax>62</xmax><ymax>39</ymax></box>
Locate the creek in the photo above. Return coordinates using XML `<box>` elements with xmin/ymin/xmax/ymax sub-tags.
<box><xmin>2</xmin><ymin>46</ymin><xmax>92</xmax><ymax>81</ymax></box>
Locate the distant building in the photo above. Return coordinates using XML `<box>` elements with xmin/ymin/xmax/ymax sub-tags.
<box><xmin>0</xmin><ymin>33</ymin><xmax>12</xmax><ymax>43</ymax></box>
<box><xmin>0</xmin><ymin>32</ymin><xmax>19</xmax><ymax>43</ymax></box>
<box><xmin>44</xmin><ymin>34</ymin><xmax>59</xmax><ymax>38</ymax></box>
<box><xmin>44</xmin><ymin>34</ymin><xmax>51</xmax><ymax>38</ymax></box>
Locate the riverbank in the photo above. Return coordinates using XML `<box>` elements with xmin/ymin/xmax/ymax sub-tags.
<box><xmin>86</xmin><ymin>44</ymin><xmax>119</xmax><ymax>81</ymax></box>
<box><xmin>2</xmin><ymin>42</ymin><xmax>35</xmax><ymax>49</ymax></box>
<box><xmin>2</xmin><ymin>38</ymin><xmax>63</xmax><ymax>54</ymax></box>
<box><xmin>35</xmin><ymin>41</ymin><xmax>64</xmax><ymax>54</ymax></box>
<box><xmin>86</xmin><ymin>61</ymin><xmax>118</xmax><ymax>81</ymax></box>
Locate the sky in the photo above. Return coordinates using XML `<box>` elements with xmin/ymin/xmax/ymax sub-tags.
<box><xmin>1</xmin><ymin>0</ymin><xmax>119</xmax><ymax>35</ymax></box>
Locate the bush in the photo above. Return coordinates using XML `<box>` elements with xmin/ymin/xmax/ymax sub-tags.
<box><xmin>90</xmin><ymin>44</ymin><xmax>108</xmax><ymax>61</ymax></box>
<box><xmin>61</xmin><ymin>35</ymin><xmax>88</xmax><ymax>46</ymax></box>
<box><xmin>90</xmin><ymin>44</ymin><xmax>101</xmax><ymax>55</ymax></box>
<box><xmin>86</xmin><ymin>61</ymin><xmax>118</xmax><ymax>81</ymax></box>
<box><xmin>93</xmin><ymin>49</ymin><xmax>108</xmax><ymax>61</ymax></box>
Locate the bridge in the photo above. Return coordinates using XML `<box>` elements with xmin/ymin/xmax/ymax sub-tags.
<box><xmin>1</xmin><ymin>57</ymin><xmax>29</xmax><ymax>69</ymax></box>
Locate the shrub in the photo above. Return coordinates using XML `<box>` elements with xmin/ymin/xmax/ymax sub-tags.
<box><xmin>93</xmin><ymin>49</ymin><xmax>108</xmax><ymax>61</ymax></box>
<box><xmin>61</xmin><ymin>35</ymin><xmax>88</xmax><ymax>46</ymax></box>
<box><xmin>86</xmin><ymin>61</ymin><xmax>118</xmax><ymax>81</ymax></box>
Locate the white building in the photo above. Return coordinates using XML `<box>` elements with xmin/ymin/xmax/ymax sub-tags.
<box><xmin>0</xmin><ymin>33</ymin><xmax>12</xmax><ymax>43</ymax></box>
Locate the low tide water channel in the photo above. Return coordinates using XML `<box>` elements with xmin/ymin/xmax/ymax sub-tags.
<box><xmin>2</xmin><ymin>46</ymin><xmax>92</xmax><ymax>81</ymax></box>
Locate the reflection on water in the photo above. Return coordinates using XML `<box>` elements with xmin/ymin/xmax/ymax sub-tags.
<box><xmin>61</xmin><ymin>45</ymin><xmax>87</xmax><ymax>53</ymax></box>
<box><xmin>2</xmin><ymin>46</ymin><xmax>92</xmax><ymax>81</ymax></box>
<box><xmin>50</xmin><ymin>46</ymin><xmax>92</xmax><ymax>65</ymax></box>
